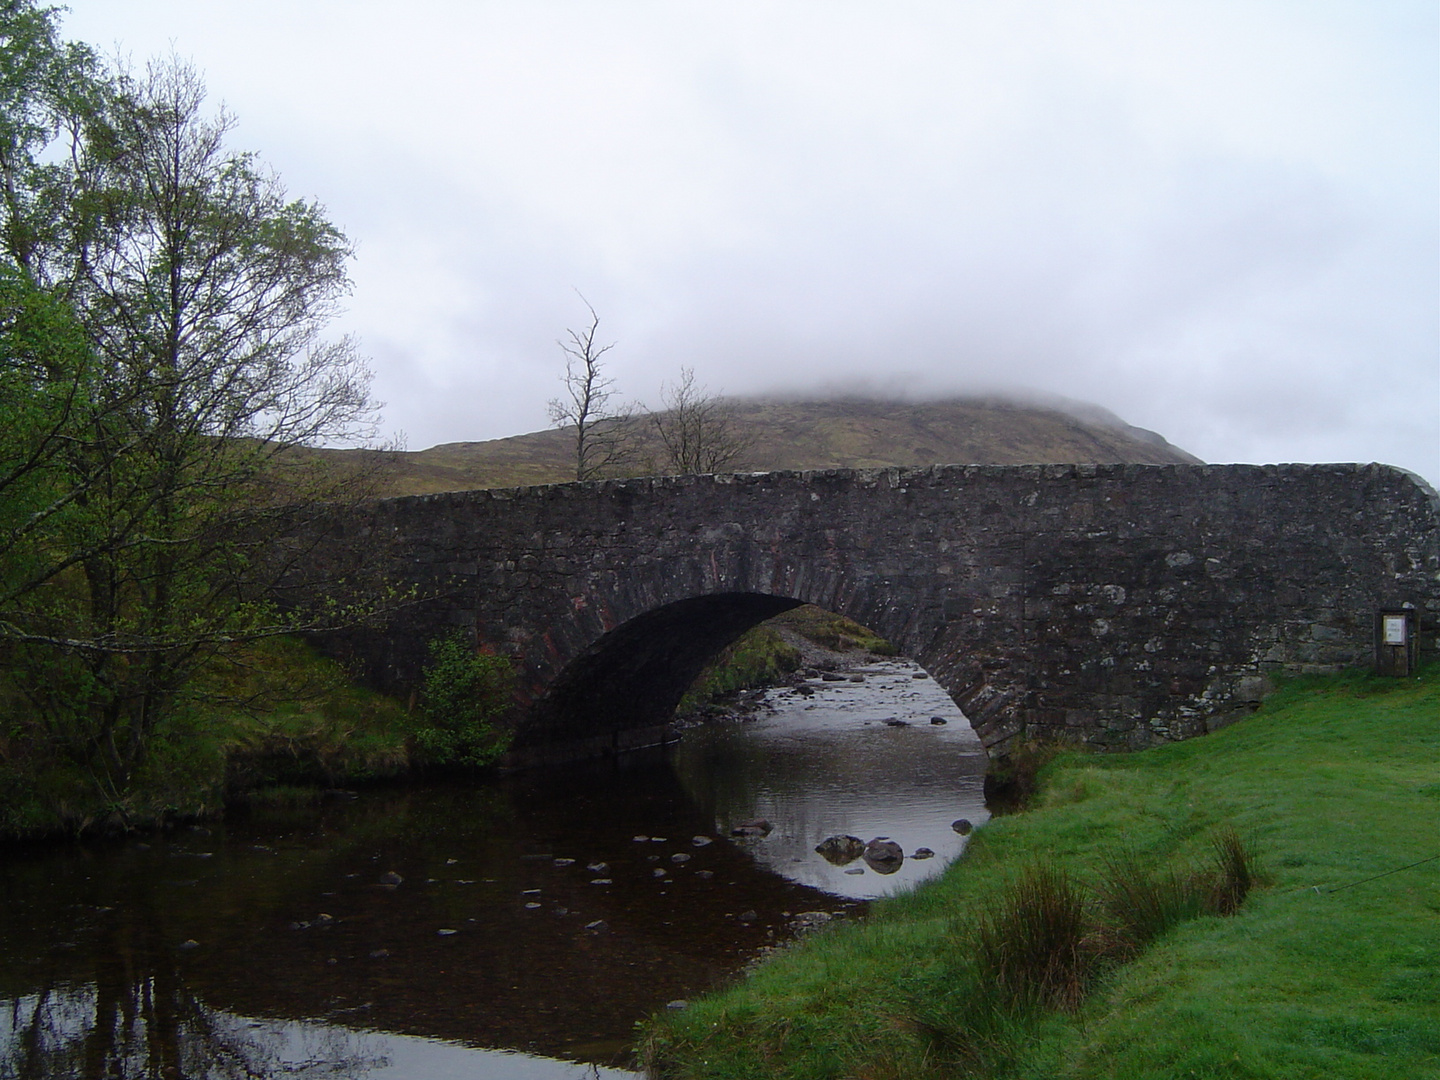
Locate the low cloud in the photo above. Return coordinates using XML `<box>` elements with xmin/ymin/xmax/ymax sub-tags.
<box><xmin>63</xmin><ymin>1</ymin><xmax>1440</xmax><ymax>482</ymax></box>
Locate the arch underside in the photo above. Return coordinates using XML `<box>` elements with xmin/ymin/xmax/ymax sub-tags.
<box><xmin>520</xmin><ymin>593</ymin><xmax>806</xmax><ymax>747</ymax></box>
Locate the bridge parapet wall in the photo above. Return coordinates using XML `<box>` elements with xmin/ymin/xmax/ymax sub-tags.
<box><xmin>316</xmin><ymin>462</ymin><xmax>1439</xmax><ymax>756</ymax></box>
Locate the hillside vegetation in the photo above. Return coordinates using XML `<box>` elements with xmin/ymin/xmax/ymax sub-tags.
<box><xmin>308</xmin><ymin>395</ymin><xmax>1201</xmax><ymax>496</ymax></box>
<box><xmin>641</xmin><ymin>664</ymin><xmax>1440</xmax><ymax>1079</ymax></box>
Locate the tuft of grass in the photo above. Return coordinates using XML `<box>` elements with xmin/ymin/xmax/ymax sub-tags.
<box><xmin>1097</xmin><ymin>847</ymin><xmax>1206</xmax><ymax>955</ymax></box>
<box><xmin>1207</xmin><ymin>823</ymin><xmax>1257</xmax><ymax>916</ymax></box>
<box><xmin>975</xmin><ymin>861</ymin><xmax>1095</xmax><ymax>1013</ymax></box>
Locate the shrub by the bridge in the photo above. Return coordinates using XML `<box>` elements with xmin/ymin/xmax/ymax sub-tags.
<box><xmin>414</xmin><ymin>633</ymin><xmax>513</xmax><ymax>768</ymax></box>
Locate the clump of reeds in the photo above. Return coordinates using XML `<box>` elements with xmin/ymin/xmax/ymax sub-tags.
<box><xmin>1097</xmin><ymin>847</ymin><xmax>1207</xmax><ymax>957</ymax></box>
<box><xmin>1098</xmin><ymin>828</ymin><xmax>1259</xmax><ymax>955</ymax></box>
<box><xmin>1207</xmin><ymin>825</ymin><xmax>1256</xmax><ymax>915</ymax></box>
<box><xmin>970</xmin><ymin>829</ymin><xmax>1259</xmax><ymax>1016</ymax></box>
<box><xmin>974</xmin><ymin>862</ymin><xmax>1096</xmax><ymax>1013</ymax></box>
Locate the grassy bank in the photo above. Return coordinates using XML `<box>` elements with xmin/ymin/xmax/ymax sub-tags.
<box><xmin>0</xmin><ymin>637</ymin><xmax>414</xmax><ymax>839</ymax></box>
<box><xmin>641</xmin><ymin>664</ymin><xmax>1440</xmax><ymax>1079</ymax></box>
<box><xmin>678</xmin><ymin>625</ymin><xmax>804</xmax><ymax>715</ymax></box>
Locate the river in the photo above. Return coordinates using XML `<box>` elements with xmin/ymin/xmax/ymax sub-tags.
<box><xmin>0</xmin><ymin>658</ymin><xmax>989</xmax><ymax>1078</ymax></box>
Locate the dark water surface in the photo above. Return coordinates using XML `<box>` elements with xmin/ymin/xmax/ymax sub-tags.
<box><xmin>0</xmin><ymin>659</ymin><xmax>987</xmax><ymax>1078</ymax></box>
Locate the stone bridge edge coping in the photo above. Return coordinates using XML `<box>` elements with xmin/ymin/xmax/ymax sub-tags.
<box><xmin>363</xmin><ymin>461</ymin><xmax>1440</xmax><ymax>512</ymax></box>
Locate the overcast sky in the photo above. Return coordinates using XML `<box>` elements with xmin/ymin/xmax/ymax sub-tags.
<box><xmin>63</xmin><ymin>1</ymin><xmax>1438</xmax><ymax>483</ymax></box>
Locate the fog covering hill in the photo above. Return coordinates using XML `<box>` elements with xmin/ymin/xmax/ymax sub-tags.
<box><xmin>318</xmin><ymin>395</ymin><xmax>1202</xmax><ymax>497</ymax></box>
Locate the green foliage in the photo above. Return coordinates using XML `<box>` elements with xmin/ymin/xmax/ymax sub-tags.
<box><xmin>772</xmin><ymin>604</ymin><xmax>897</xmax><ymax>654</ymax></box>
<box><xmin>975</xmin><ymin>861</ymin><xmax>1095</xmax><ymax>1014</ymax></box>
<box><xmin>677</xmin><ymin>624</ymin><xmax>802</xmax><ymax>715</ymax></box>
<box><xmin>643</xmin><ymin>663</ymin><xmax>1440</xmax><ymax>1079</ymax></box>
<box><xmin>0</xmin><ymin>3</ymin><xmax>391</xmax><ymax>816</ymax></box>
<box><xmin>214</xmin><ymin>636</ymin><xmax>411</xmax><ymax>791</ymax></box>
<box><xmin>412</xmin><ymin>632</ymin><xmax>514</xmax><ymax>769</ymax></box>
<box><xmin>1097</xmin><ymin>846</ymin><xmax>1207</xmax><ymax>954</ymax></box>
<box><xmin>0</xmin><ymin>636</ymin><xmax>412</xmax><ymax>838</ymax></box>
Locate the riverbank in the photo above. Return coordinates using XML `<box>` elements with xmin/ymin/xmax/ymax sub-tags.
<box><xmin>0</xmin><ymin>607</ymin><xmax>897</xmax><ymax>842</ymax></box>
<box><xmin>640</xmin><ymin>663</ymin><xmax>1440</xmax><ymax>1079</ymax></box>
<box><xmin>676</xmin><ymin>607</ymin><xmax>897</xmax><ymax>723</ymax></box>
<box><xmin>0</xmin><ymin>637</ymin><xmax>415</xmax><ymax>841</ymax></box>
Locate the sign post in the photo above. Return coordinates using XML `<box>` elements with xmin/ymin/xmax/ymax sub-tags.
<box><xmin>1375</xmin><ymin>608</ymin><xmax>1419</xmax><ymax>677</ymax></box>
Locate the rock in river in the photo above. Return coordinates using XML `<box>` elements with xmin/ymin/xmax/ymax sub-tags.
<box><xmin>731</xmin><ymin>818</ymin><xmax>773</xmax><ymax>838</ymax></box>
<box><xmin>814</xmin><ymin>835</ymin><xmax>866</xmax><ymax>865</ymax></box>
<box><xmin>862</xmin><ymin>838</ymin><xmax>904</xmax><ymax>874</ymax></box>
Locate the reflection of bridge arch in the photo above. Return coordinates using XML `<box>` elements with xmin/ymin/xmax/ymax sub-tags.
<box><xmin>320</xmin><ymin>463</ymin><xmax>1439</xmax><ymax>757</ymax></box>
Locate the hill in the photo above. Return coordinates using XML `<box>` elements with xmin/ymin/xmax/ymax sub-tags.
<box><xmin>315</xmin><ymin>395</ymin><xmax>1201</xmax><ymax>497</ymax></box>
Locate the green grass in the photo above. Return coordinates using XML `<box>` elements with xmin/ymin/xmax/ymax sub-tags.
<box><xmin>0</xmin><ymin>637</ymin><xmax>413</xmax><ymax>839</ymax></box>
<box><xmin>679</xmin><ymin>625</ymin><xmax>804</xmax><ymax>714</ymax></box>
<box><xmin>640</xmin><ymin>663</ymin><xmax>1440</xmax><ymax>1079</ymax></box>
<box><xmin>770</xmin><ymin>604</ymin><xmax>898</xmax><ymax>655</ymax></box>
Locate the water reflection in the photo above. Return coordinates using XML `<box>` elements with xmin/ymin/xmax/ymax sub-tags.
<box><xmin>0</xmin><ymin>656</ymin><xmax>987</xmax><ymax>1077</ymax></box>
<box><xmin>1</xmin><ymin>989</ymin><xmax>633</xmax><ymax>1078</ymax></box>
<box><xmin>0</xmin><ymin>757</ymin><xmax>852</xmax><ymax>1077</ymax></box>
<box><xmin>671</xmin><ymin>658</ymin><xmax>990</xmax><ymax>898</ymax></box>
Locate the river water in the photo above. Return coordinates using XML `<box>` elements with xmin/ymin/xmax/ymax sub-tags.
<box><xmin>0</xmin><ymin>659</ymin><xmax>988</xmax><ymax>1078</ymax></box>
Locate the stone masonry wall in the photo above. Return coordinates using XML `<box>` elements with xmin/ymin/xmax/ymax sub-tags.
<box><xmin>311</xmin><ymin>463</ymin><xmax>1440</xmax><ymax>757</ymax></box>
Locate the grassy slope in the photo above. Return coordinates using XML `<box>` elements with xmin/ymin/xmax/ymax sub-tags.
<box><xmin>641</xmin><ymin>665</ymin><xmax>1440</xmax><ymax>1079</ymax></box>
<box><xmin>306</xmin><ymin>396</ymin><xmax>1202</xmax><ymax>496</ymax></box>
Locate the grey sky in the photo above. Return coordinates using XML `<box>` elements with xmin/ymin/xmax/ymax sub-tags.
<box><xmin>63</xmin><ymin>1</ymin><xmax>1438</xmax><ymax>483</ymax></box>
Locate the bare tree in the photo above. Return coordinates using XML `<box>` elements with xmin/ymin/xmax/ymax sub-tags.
<box><xmin>546</xmin><ymin>297</ymin><xmax>638</xmax><ymax>481</ymax></box>
<box><xmin>649</xmin><ymin>367</ymin><xmax>752</xmax><ymax>475</ymax></box>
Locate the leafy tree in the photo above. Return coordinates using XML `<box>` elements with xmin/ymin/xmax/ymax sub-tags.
<box><xmin>546</xmin><ymin>296</ymin><xmax>639</xmax><ymax>481</ymax></box>
<box><xmin>413</xmin><ymin>632</ymin><xmax>513</xmax><ymax>769</ymax></box>
<box><xmin>649</xmin><ymin>366</ymin><xmax>752</xmax><ymax>474</ymax></box>
<box><xmin>0</xmin><ymin>8</ymin><xmax>389</xmax><ymax>816</ymax></box>
<box><xmin>0</xmin><ymin>0</ymin><xmax>100</xmax><ymax>277</ymax></box>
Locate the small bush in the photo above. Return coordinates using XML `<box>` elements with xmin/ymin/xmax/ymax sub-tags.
<box><xmin>983</xmin><ymin>738</ymin><xmax>1071</xmax><ymax>814</ymax></box>
<box><xmin>412</xmin><ymin>633</ymin><xmax>514</xmax><ymax>769</ymax></box>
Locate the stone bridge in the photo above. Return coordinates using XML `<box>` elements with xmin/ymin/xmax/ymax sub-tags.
<box><xmin>319</xmin><ymin>463</ymin><xmax>1439</xmax><ymax>761</ymax></box>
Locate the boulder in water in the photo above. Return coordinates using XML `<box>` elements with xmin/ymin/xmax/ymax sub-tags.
<box><xmin>863</xmin><ymin>838</ymin><xmax>904</xmax><ymax>874</ymax></box>
<box><xmin>814</xmin><ymin>835</ymin><xmax>866</xmax><ymax>865</ymax></box>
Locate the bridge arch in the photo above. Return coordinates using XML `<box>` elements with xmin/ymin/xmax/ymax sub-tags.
<box><xmin>529</xmin><ymin>592</ymin><xmax>805</xmax><ymax>745</ymax></box>
<box><xmin>318</xmin><ymin>463</ymin><xmax>1439</xmax><ymax>759</ymax></box>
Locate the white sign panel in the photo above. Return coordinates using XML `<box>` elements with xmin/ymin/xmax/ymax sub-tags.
<box><xmin>1382</xmin><ymin>615</ymin><xmax>1408</xmax><ymax>646</ymax></box>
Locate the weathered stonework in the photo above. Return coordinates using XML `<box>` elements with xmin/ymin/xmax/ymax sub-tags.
<box><xmin>312</xmin><ymin>463</ymin><xmax>1440</xmax><ymax>757</ymax></box>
